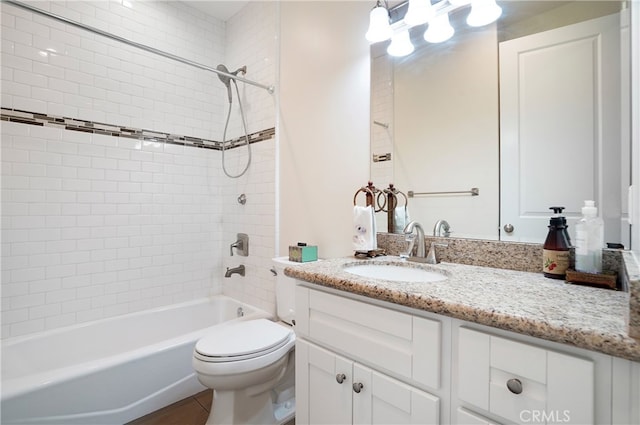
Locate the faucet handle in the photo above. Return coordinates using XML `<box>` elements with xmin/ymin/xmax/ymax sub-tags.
<box><xmin>427</xmin><ymin>243</ymin><xmax>448</xmax><ymax>264</ymax></box>
<box><xmin>230</xmin><ymin>233</ymin><xmax>249</xmax><ymax>257</ymax></box>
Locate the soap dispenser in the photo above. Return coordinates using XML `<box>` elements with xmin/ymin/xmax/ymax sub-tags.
<box><xmin>542</xmin><ymin>207</ymin><xmax>571</xmax><ymax>280</ymax></box>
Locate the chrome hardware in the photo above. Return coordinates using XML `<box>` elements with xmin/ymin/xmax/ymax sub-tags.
<box><xmin>373</xmin><ymin>152</ymin><xmax>391</xmax><ymax>162</ymax></box>
<box><xmin>409</xmin><ymin>187</ymin><xmax>479</xmax><ymax>197</ymax></box>
<box><xmin>352</xmin><ymin>382</ymin><xmax>364</xmax><ymax>393</ymax></box>
<box><xmin>237</xmin><ymin>193</ymin><xmax>247</xmax><ymax>205</ymax></box>
<box><xmin>507</xmin><ymin>378</ymin><xmax>523</xmax><ymax>394</ymax></box>
<box><xmin>336</xmin><ymin>373</ymin><xmax>346</xmax><ymax>384</ymax></box>
<box><xmin>433</xmin><ymin>219</ymin><xmax>451</xmax><ymax>237</ymax></box>
<box><xmin>225</xmin><ymin>265</ymin><xmax>245</xmax><ymax>278</ymax></box>
<box><xmin>403</xmin><ymin>221</ymin><xmax>426</xmax><ymax>258</ymax></box>
<box><xmin>504</xmin><ymin>223</ymin><xmax>514</xmax><ymax>233</ymax></box>
<box><xmin>230</xmin><ymin>233</ymin><xmax>249</xmax><ymax>256</ymax></box>
<box><xmin>427</xmin><ymin>243</ymin><xmax>448</xmax><ymax>265</ymax></box>
<box><xmin>270</xmin><ymin>267</ymin><xmax>277</xmax><ymax>276</ymax></box>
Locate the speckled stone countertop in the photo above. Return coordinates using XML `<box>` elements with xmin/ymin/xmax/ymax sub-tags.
<box><xmin>284</xmin><ymin>256</ymin><xmax>640</xmax><ymax>362</ymax></box>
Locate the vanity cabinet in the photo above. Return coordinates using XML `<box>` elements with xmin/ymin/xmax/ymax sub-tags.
<box><xmin>294</xmin><ymin>282</ymin><xmax>640</xmax><ymax>425</ymax></box>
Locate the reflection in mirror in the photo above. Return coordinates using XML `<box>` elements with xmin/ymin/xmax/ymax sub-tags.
<box><xmin>370</xmin><ymin>1</ymin><xmax>631</xmax><ymax>246</ymax></box>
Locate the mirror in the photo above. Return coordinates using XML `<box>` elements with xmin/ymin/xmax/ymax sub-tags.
<box><xmin>370</xmin><ymin>0</ymin><xmax>631</xmax><ymax>246</ymax></box>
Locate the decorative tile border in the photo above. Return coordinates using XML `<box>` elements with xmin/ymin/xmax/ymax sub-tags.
<box><xmin>0</xmin><ymin>108</ymin><xmax>275</xmax><ymax>150</ymax></box>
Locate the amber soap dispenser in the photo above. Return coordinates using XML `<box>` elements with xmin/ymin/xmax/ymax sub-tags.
<box><xmin>543</xmin><ymin>207</ymin><xmax>571</xmax><ymax>279</ymax></box>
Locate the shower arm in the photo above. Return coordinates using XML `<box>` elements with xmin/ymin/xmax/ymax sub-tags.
<box><xmin>3</xmin><ymin>0</ymin><xmax>275</xmax><ymax>95</ymax></box>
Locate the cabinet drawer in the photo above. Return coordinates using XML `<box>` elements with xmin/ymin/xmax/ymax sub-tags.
<box><xmin>458</xmin><ymin>327</ymin><xmax>594</xmax><ymax>425</ymax></box>
<box><xmin>296</xmin><ymin>286</ymin><xmax>441</xmax><ymax>389</ymax></box>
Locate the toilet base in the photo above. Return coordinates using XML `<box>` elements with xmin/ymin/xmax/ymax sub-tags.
<box><xmin>206</xmin><ymin>388</ymin><xmax>295</xmax><ymax>425</ymax></box>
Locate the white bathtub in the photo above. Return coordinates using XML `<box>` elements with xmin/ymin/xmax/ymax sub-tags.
<box><xmin>1</xmin><ymin>296</ymin><xmax>271</xmax><ymax>425</ymax></box>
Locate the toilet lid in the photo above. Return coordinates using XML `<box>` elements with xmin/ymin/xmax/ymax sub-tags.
<box><xmin>195</xmin><ymin>319</ymin><xmax>293</xmax><ymax>361</ymax></box>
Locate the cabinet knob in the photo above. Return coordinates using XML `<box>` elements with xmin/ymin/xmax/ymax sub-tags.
<box><xmin>352</xmin><ymin>382</ymin><xmax>364</xmax><ymax>393</ymax></box>
<box><xmin>335</xmin><ymin>373</ymin><xmax>346</xmax><ymax>384</ymax></box>
<box><xmin>507</xmin><ymin>378</ymin><xmax>523</xmax><ymax>394</ymax></box>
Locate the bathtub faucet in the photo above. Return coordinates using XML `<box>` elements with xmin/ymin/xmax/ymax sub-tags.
<box><xmin>225</xmin><ymin>265</ymin><xmax>245</xmax><ymax>278</ymax></box>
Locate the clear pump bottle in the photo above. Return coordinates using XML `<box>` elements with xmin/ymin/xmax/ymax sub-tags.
<box><xmin>574</xmin><ymin>200</ymin><xmax>604</xmax><ymax>274</ymax></box>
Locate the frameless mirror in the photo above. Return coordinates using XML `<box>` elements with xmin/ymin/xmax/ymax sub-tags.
<box><xmin>370</xmin><ymin>0</ymin><xmax>631</xmax><ymax>246</ymax></box>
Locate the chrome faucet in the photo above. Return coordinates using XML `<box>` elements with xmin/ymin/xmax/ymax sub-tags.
<box><xmin>433</xmin><ymin>219</ymin><xmax>451</xmax><ymax>237</ymax></box>
<box><xmin>403</xmin><ymin>221</ymin><xmax>426</xmax><ymax>258</ymax></box>
<box><xmin>225</xmin><ymin>265</ymin><xmax>245</xmax><ymax>277</ymax></box>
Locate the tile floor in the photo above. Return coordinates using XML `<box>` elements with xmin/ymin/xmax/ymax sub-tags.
<box><xmin>126</xmin><ymin>390</ymin><xmax>295</xmax><ymax>425</ymax></box>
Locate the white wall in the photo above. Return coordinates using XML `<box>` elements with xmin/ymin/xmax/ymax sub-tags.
<box><xmin>278</xmin><ymin>1</ymin><xmax>371</xmax><ymax>259</ymax></box>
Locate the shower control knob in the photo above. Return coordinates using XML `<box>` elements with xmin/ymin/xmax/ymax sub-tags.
<box><xmin>335</xmin><ymin>373</ymin><xmax>346</xmax><ymax>384</ymax></box>
<box><xmin>352</xmin><ymin>382</ymin><xmax>364</xmax><ymax>393</ymax></box>
<box><xmin>503</xmin><ymin>223</ymin><xmax>514</xmax><ymax>234</ymax></box>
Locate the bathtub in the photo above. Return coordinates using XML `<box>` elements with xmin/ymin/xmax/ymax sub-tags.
<box><xmin>1</xmin><ymin>296</ymin><xmax>271</xmax><ymax>425</ymax></box>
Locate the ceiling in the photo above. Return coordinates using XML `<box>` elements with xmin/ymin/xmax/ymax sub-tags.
<box><xmin>180</xmin><ymin>1</ymin><xmax>249</xmax><ymax>21</ymax></box>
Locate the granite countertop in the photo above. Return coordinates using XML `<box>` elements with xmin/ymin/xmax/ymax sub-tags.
<box><xmin>284</xmin><ymin>256</ymin><xmax>640</xmax><ymax>362</ymax></box>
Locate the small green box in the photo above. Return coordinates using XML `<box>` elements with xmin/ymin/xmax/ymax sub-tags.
<box><xmin>289</xmin><ymin>244</ymin><xmax>318</xmax><ymax>262</ymax></box>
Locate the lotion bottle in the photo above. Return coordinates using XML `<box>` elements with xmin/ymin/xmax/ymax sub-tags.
<box><xmin>543</xmin><ymin>207</ymin><xmax>571</xmax><ymax>279</ymax></box>
<box><xmin>574</xmin><ymin>200</ymin><xmax>604</xmax><ymax>274</ymax></box>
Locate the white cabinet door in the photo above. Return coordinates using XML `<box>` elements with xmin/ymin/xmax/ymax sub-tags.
<box><xmin>353</xmin><ymin>363</ymin><xmax>440</xmax><ymax>425</ymax></box>
<box><xmin>297</xmin><ymin>340</ymin><xmax>440</xmax><ymax>425</ymax></box>
<box><xmin>296</xmin><ymin>340</ymin><xmax>352</xmax><ymax>425</ymax></box>
<box><xmin>500</xmin><ymin>13</ymin><xmax>623</xmax><ymax>243</ymax></box>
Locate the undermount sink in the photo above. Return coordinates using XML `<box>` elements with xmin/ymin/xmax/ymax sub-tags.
<box><xmin>344</xmin><ymin>264</ymin><xmax>447</xmax><ymax>283</ymax></box>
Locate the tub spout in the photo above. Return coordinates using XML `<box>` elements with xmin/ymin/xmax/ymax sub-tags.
<box><xmin>225</xmin><ymin>265</ymin><xmax>245</xmax><ymax>278</ymax></box>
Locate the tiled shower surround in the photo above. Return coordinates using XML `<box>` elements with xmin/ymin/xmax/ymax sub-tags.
<box><xmin>1</xmin><ymin>1</ymin><xmax>278</xmax><ymax>338</ymax></box>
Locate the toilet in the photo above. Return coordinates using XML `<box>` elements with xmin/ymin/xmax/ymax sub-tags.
<box><xmin>192</xmin><ymin>257</ymin><xmax>298</xmax><ymax>425</ymax></box>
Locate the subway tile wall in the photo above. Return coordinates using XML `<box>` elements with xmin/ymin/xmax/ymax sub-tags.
<box><xmin>1</xmin><ymin>1</ymin><xmax>278</xmax><ymax>338</ymax></box>
<box><xmin>1</xmin><ymin>120</ymin><xmax>223</xmax><ymax>337</ymax></box>
<box><xmin>1</xmin><ymin>0</ymin><xmax>225</xmax><ymax>140</ymax></box>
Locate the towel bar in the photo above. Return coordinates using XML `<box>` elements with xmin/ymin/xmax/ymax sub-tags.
<box><xmin>408</xmin><ymin>187</ymin><xmax>479</xmax><ymax>197</ymax></box>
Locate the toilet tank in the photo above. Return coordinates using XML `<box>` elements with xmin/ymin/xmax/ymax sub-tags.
<box><xmin>272</xmin><ymin>257</ymin><xmax>299</xmax><ymax>325</ymax></box>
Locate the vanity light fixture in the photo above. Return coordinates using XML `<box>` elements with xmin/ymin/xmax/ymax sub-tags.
<box><xmin>424</xmin><ymin>12</ymin><xmax>455</xmax><ymax>43</ymax></box>
<box><xmin>365</xmin><ymin>0</ymin><xmax>393</xmax><ymax>43</ymax></box>
<box><xmin>404</xmin><ymin>0</ymin><xmax>434</xmax><ymax>26</ymax></box>
<box><xmin>466</xmin><ymin>0</ymin><xmax>502</xmax><ymax>27</ymax></box>
<box><xmin>387</xmin><ymin>29</ymin><xmax>415</xmax><ymax>56</ymax></box>
<box><xmin>366</xmin><ymin>0</ymin><xmax>502</xmax><ymax>55</ymax></box>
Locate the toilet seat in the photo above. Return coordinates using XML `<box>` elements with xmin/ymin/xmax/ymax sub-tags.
<box><xmin>195</xmin><ymin>319</ymin><xmax>294</xmax><ymax>363</ymax></box>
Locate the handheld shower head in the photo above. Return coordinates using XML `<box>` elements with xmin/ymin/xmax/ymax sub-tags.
<box><xmin>217</xmin><ymin>64</ymin><xmax>233</xmax><ymax>103</ymax></box>
<box><xmin>216</xmin><ymin>64</ymin><xmax>248</xmax><ymax>103</ymax></box>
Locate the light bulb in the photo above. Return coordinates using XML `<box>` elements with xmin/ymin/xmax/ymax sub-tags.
<box><xmin>365</xmin><ymin>6</ymin><xmax>393</xmax><ymax>43</ymax></box>
<box><xmin>404</xmin><ymin>0</ymin><xmax>434</xmax><ymax>27</ymax></box>
<box><xmin>387</xmin><ymin>30</ymin><xmax>415</xmax><ymax>57</ymax></box>
<box><xmin>424</xmin><ymin>13</ymin><xmax>454</xmax><ymax>43</ymax></box>
<box><xmin>466</xmin><ymin>0</ymin><xmax>502</xmax><ymax>27</ymax></box>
